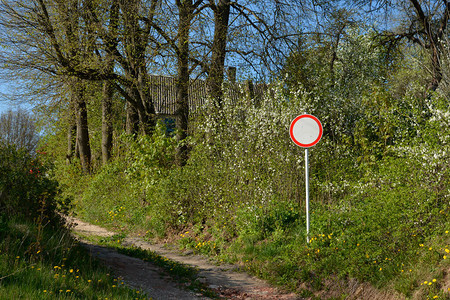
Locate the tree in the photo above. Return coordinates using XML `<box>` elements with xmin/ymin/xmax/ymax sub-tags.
<box><xmin>354</xmin><ymin>0</ymin><xmax>450</xmax><ymax>93</ymax></box>
<box><xmin>101</xmin><ymin>0</ymin><xmax>119</xmax><ymax>164</ymax></box>
<box><xmin>0</xmin><ymin>0</ymin><xmax>340</xmax><ymax>167</ymax></box>
<box><xmin>282</xmin><ymin>17</ymin><xmax>400</xmax><ymax>145</ymax></box>
<box><xmin>0</xmin><ymin>108</ymin><xmax>40</xmax><ymax>153</ymax></box>
<box><xmin>206</xmin><ymin>0</ymin><xmax>231</xmax><ymax>107</ymax></box>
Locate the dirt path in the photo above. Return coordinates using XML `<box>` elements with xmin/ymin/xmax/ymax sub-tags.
<box><xmin>67</xmin><ymin>217</ymin><xmax>301</xmax><ymax>299</ymax></box>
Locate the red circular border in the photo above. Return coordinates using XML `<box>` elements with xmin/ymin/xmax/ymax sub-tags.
<box><xmin>289</xmin><ymin>114</ymin><xmax>323</xmax><ymax>148</ymax></box>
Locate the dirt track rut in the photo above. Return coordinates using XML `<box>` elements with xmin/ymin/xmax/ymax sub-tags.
<box><xmin>67</xmin><ymin>217</ymin><xmax>300</xmax><ymax>299</ymax></box>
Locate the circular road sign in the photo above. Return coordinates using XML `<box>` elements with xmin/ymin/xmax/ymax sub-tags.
<box><xmin>289</xmin><ymin>114</ymin><xmax>323</xmax><ymax>148</ymax></box>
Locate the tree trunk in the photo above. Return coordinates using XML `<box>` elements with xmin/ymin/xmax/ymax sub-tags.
<box><xmin>175</xmin><ymin>0</ymin><xmax>192</xmax><ymax>166</ymax></box>
<box><xmin>126</xmin><ymin>99</ymin><xmax>140</xmax><ymax>135</ymax></box>
<box><xmin>137</xmin><ymin>72</ymin><xmax>156</xmax><ymax>135</ymax></box>
<box><xmin>73</xmin><ymin>79</ymin><xmax>91</xmax><ymax>173</ymax></box>
<box><xmin>428</xmin><ymin>44</ymin><xmax>443</xmax><ymax>93</ymax></box>
<box><xmin>409</xmin><ymin>0</ymin><xmax>447</xmax><ymax>93</ymax></box>
<box><xmin>102</xmin><ymin>80</ymin><xmax>113</xmax><ymax>164</ymax></box>
<box><xmin>66</xmin><ymin>117</ymin><xmax>77</xmax><ymax>164</ymax></box>
<box><xmin>206</xmin><ymin>0</ymin><xmax>231</xmax><ymax>107</ymax></box>
<box><xmin>66</xmin><ymin>97</ymin><xmax>77</xmax><ymax>164</ymax></box>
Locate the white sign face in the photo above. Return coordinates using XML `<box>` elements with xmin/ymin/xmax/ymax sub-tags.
<box><xmin>289</xmin><ymin>114</ymin><xmax>323</xmax><ymax>148</ymax></box>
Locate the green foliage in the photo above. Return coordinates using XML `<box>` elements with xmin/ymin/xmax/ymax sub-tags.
<box><xmin>0</xmin><ymin>142</ymin><xmax>146</xmax><ymax>299</ymax></box>
<box><xmin>74</xmin><ymin>122</ymin><xmax>177</xmax><ymax>233</ymax></box>
<box><xmin>44</xmin><ymin>22</ymin><xmax>450</xmax><ymax>298</ymax></box>
<box><xmin>0</xmin><ymin>143</ymin><xmax>62</xmax><ymax>224</ymax></box>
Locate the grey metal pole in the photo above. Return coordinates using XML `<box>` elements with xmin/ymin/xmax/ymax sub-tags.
<box><xmin>305</xmin><ymin>147</ymin><xmax>310</xmax><ymax>243</ymax></box>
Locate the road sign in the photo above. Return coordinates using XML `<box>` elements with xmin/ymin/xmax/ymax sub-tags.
<box><xmin>289</xmin><ymin>114</ymin><xmax>323</xmax><ymax>243</ymax></box>
<box><xmin>289</xmin><ymin>114</ymin><xmax>323</xmax><ymax>148</ymax></box>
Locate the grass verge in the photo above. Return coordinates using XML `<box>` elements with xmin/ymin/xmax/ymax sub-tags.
<box><xmin>0</xmin><ymin>216</ymin><xmax>147</xmax><ymax>299</ymax></box>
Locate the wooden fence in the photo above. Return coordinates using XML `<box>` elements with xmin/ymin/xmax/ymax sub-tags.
<box><xmin>148</xmin><ymin>75</ymin><xmax>266</xmax><ymax>116</ymax></box>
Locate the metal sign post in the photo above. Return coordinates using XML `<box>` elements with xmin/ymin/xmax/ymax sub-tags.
<box><xmin>305</xmin><ymin>147</ymin><xmax>310</xmax><ymax>243</ymax></box>
<box><xmin>289</xmin><ymin>114</ymin><xmax>323</xmax><ymax>243</ymax></box>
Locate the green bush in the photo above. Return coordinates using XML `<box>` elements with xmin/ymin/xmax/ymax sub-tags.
<box><xmin>0</xmin><ymin>143</ymin><xmax>62</xmax><ymax>225</ymax></box>
<box><xmin>75</xmin><ymin>122</ymin><xmax>177</xmax><ymax>233</ymax></box>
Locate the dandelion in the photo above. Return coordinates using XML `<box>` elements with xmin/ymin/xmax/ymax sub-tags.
<box><xmin>445</xmin><ymin>248</ymin><xmax>449</xmax><ymax>253</ymax></box>
<box><xmin>69</xmin><ymin>269</ymin><xmax>73</xmax><ymax>273</ymax></box>
<box><xmin>432</xmin><ymin>279</ymin><xmax>437</xmax><ymax>282</ymax></box>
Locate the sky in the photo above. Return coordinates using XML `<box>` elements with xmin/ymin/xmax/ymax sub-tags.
<box><xmin>0</xmin><ymin>101</ymin><xmax>11</xmax><ymax>113</ymax></box>
<box><xmin>0</xmin><ymin>82</ymin><xmax>35</xmax><ymax>115</ymax></box>
<box><xmin>0</xmin><ymin>84</ymin><xmax>15</xmax><ymax>114</ymax></box>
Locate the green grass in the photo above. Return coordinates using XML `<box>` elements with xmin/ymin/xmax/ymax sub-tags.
<box><xmin>70</xmin><ymin>154</ymin><xmax>449</xmax><ymax>298</ymax></box>
<box><xmin>0</xmin><ymin>217</ymin><xmax>147</xmax><ymax>300</ymax></box>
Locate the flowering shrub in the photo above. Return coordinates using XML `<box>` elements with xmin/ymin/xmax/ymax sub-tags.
<box><xmin>142</xmin><ymin>82</ymin><xmax>448</xmax><ymax>294</ymax></box>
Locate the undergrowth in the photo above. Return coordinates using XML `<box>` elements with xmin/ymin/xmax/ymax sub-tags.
<box><xmin>53</xmin><ymin>84</ymin><xmax>449</xmax><ymax>298</ymax></box>
<box><xmin>0</xmin><ymin>143</ymin><xmax>147</xmax><ymax>299</ymax></box>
